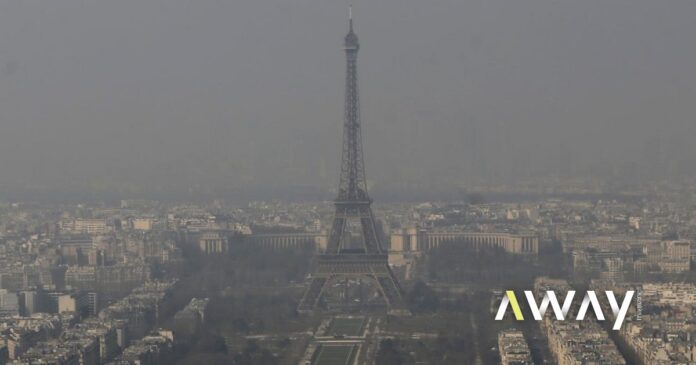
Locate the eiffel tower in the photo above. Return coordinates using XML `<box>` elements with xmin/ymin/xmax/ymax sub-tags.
<box><xmin>298</xmin><ymin>9</ymin><xmax>409</xmax><ymax>316</ymax></box>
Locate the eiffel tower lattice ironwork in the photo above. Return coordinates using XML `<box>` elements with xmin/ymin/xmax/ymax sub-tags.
<box><xmin>298</xmin><ymin>10</ymin><xmax>409</xmax><ymax>316</ymax></box>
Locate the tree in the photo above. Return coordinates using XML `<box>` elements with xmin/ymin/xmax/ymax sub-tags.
<box><xmin>407</xmin><ymin>281</ymin><xmax>439</xmax><ymax>313</ymax></box>
<box><xmin>233</xmin><ymin>340</ymin><xmax>279</xmax><ymax>365</ymax></box>
<box><xmin>376</xmin><ymin>339</ymin><xmax>405</xmax><ymax>365</ymax></box>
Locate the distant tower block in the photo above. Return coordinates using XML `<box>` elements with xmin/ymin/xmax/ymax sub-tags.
<box><xmin>298</xmin><ymin>10</ymin><xmax>409</xmax><ymax>316</ymax></box>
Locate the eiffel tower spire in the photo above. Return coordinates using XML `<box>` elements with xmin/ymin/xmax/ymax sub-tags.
<box><xmin>338</xmin><ymin>4</ymin><xmax>367</xmax><ymax>203</ymax></box>
<box><xmin>298</xmin><ymin>10</ymin><xmax>409</xmax><ymax>315</ymax></box>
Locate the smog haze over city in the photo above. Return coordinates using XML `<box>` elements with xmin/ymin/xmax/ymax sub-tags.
<box><xmin>1</xmin><ymin>0</ymin><xmax>696</xmax><ymax>200</ymax></box>
<box><xmin>2</xmin><ymin>1</ymin><xmax>696</xmax><ymax>365</ymax></box>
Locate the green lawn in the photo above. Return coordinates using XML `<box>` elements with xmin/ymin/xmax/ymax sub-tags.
<box><xmin>313</xmin><ymin>345</ymin><xmax>358</xmax><ymax>365</ymax></box>
<box><xmin>326</xmin><ymin>317</ymin><xmax>366</xmax><ymax>337</ymax></box>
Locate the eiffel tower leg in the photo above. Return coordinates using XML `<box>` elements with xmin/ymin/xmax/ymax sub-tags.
<box><xmin>360</xmin><ymin>211</ymin><xmax>381</xmax><ymax>253</ymax></box>
<box><xmin>297</xmin><ymin>277</ymin><xmax>328</xmax><ymax>314</ymax></box>
<box><xmin>370</xmin><ymin>269</ymin><xmax>410</xmax><ymax>316</ymax></box>
<box><xmin>326</xmin><ymin>216</ymin><xmax>347</xmax><ymax>254</ymax></box>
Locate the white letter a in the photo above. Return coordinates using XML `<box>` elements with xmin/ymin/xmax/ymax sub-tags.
<box><xmin>577</xmin><ymin>291</ymin><xmax>605</xmax><ymax>321</ymax></box>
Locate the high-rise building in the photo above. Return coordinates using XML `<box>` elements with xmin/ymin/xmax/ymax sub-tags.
<box><xmin>0</xmin><ymin>289</ymin><xmax>19</xmax><ymax>316</ymax></box>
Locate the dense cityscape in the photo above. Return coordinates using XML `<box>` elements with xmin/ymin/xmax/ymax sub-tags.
<box><xmin>0</xmin><ymin>181</ymin><xmax>694</xmax><ymax>363</ymax></box>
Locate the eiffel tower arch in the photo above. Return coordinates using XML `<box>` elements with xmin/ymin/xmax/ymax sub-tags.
<box><xmin>298</xmin><ymin>11</ymin><xmax>409</xmax><ymax>316</ymax></box>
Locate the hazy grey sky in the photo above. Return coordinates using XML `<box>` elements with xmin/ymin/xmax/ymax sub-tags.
<box><xmin>0</xmin><ymin>0</ymin><xmax>695</xmax><ymax>197</ymax></box>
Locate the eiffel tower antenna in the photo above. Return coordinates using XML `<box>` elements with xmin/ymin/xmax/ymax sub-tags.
<box><xmin>298</xmin><ymin>9</ymin><xmax>409</xmax><ymax>316</ymax></box>
<box><xmin>349</xmin><ymin>5</ymin><xmax>353</xmax><ymax>30</ymax></box>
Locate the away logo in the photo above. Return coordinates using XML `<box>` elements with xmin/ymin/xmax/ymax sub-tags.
<box><xmin>495</xmin><ymin>290</ymin><xmax>635</xmax><ymax>330</ymax></box>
